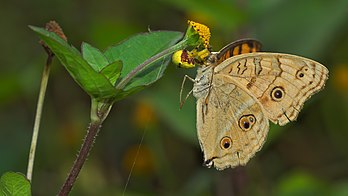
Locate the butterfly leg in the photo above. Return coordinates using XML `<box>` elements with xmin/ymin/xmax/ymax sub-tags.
<box><xmin>180</xmin><ymin>75</ymin><xmax>195</xmax><ymax>109</ymax></box>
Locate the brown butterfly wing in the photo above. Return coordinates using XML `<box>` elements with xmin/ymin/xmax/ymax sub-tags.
<box><xmin>196</xmin><ymin>74</ymin><xmax>269</xmax><ymax>170</ymax></box>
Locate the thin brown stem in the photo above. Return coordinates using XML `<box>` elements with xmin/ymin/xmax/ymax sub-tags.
<box><xmin>58</xmin><ymin>121</ymin><xmax>102</xmax><ymax>195</ymax></box>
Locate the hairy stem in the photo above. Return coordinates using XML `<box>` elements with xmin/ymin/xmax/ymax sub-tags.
<box><xmin>26</xmin><ymin>54</ymin><xmax>53</xmax><ymax>181</ymax></box>
<box><xmin>58</xmin><ymin>100</ymin><xmax>111</xmax><ymax>196</ymax></box>
<box><xmin>58</xmin><ymin>121</ymin><xmax>101</xmax><ymax>195</ymax></box>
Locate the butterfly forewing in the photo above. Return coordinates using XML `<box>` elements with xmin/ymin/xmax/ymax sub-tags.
<box><xmin>214</xmin><ymin>52</ymin><xmax>329</xmax><ymax>125</ymax></box>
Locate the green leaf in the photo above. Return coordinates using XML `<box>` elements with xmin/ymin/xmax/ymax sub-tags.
<box><xmin>114</xmin><ymin>86</ymin><xmax>145</xmax><ymax>101</ymax></box>
<box><xmin>0</xmin><ymin>172</ymin><xmax>31</xmax><ymax>196</ymax></box>
<box><xmin>82</xmin><ymin>42</ymin><xmax>109</xmax><ymax>71</ymax></box>
<box><xmin>29</xmin><ymin>26</ymin><xmax>117</xmax><ymax>100</ymax></box>
<box><xmin>124</xmin><ymin>56</ymin><xmax>172</xmax><ymax>90</ymax></box>
<box><xmin>104</xmin><ymin>31</ymin><xmax>183</xmax><ymax>92</ymax></box>
<box><xmin>31</xmin><ymin>26</ymin><xmax>184</xmax><ymax>102</ymax></box>
<box><xmin>100</xmin><ymin>60</ymin><xmax>123</xmax><ymax>85</ymax></box>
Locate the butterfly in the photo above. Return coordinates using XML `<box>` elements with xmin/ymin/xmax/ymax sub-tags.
<box><xmin>177</xmin><ymin>39</ymin><xmax>329</xmax><ymax>170</ymax></box>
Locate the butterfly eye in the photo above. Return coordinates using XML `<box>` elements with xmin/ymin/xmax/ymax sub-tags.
<box><xmin>220</xmin><ymin>136</ymin><xmax>232</xmax><ymax>149</ymax></box>
<box><xmin>270</xmin><ymin>86</ymin><xmax>285</xmax><ymax>102</ymax></box>
<box><xmin>239</xmin><ymin>114</ymin><xmax>256</xmax><ymax>131</ymax></box>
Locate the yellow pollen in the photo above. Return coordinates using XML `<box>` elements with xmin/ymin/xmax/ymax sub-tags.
<box><xmin>188</xmin><ymin>20</ymin><xmax>211</xmax><ymax>48</ymax></box>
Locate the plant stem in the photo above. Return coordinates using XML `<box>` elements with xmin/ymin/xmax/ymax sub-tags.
<box><xmin>116</xmin><ymin>40</ymin><xmax>186</xmax><ymax>89</ymax></box>
<box><xmin>58</xmin><ymin>100</ymin><xmax>111</xmax><ymax>196</ymax></box>
<box><xmin>26</xmin><ymin>54</ymin><xmax>53</xmax><ymax>182</ymax></box>
<box><xmin>58</xmin><ymin>121</ymin><xmax>101</xmax><ymax>195</ymax></box>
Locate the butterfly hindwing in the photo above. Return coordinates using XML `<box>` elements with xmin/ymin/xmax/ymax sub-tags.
<box><xmin>195</xmin><ymin>74</ymin><xmax>269</xmax><ymax>170</ymax></box>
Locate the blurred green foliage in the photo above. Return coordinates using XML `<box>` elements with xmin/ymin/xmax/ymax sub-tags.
<box><xmin>1</xmin><ymin>0</ymin><xmax>348</xmax><ymax>195</ymax></box>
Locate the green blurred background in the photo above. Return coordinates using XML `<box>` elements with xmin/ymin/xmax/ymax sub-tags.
<box><xmin>1</xmin><ymin>0</ymin><xmax>348</xmax><ymax>195</ymax></box>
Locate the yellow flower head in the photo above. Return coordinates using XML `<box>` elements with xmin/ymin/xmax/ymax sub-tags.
<box><xmin>188</xmin><ymin>20</ymin><xmax>211</xmax><ymax>49</ymax></box>
<box><xmin>171</xmin><ymin>20</ymin><xmax>212</xmax><ymax>68</ymax></box>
